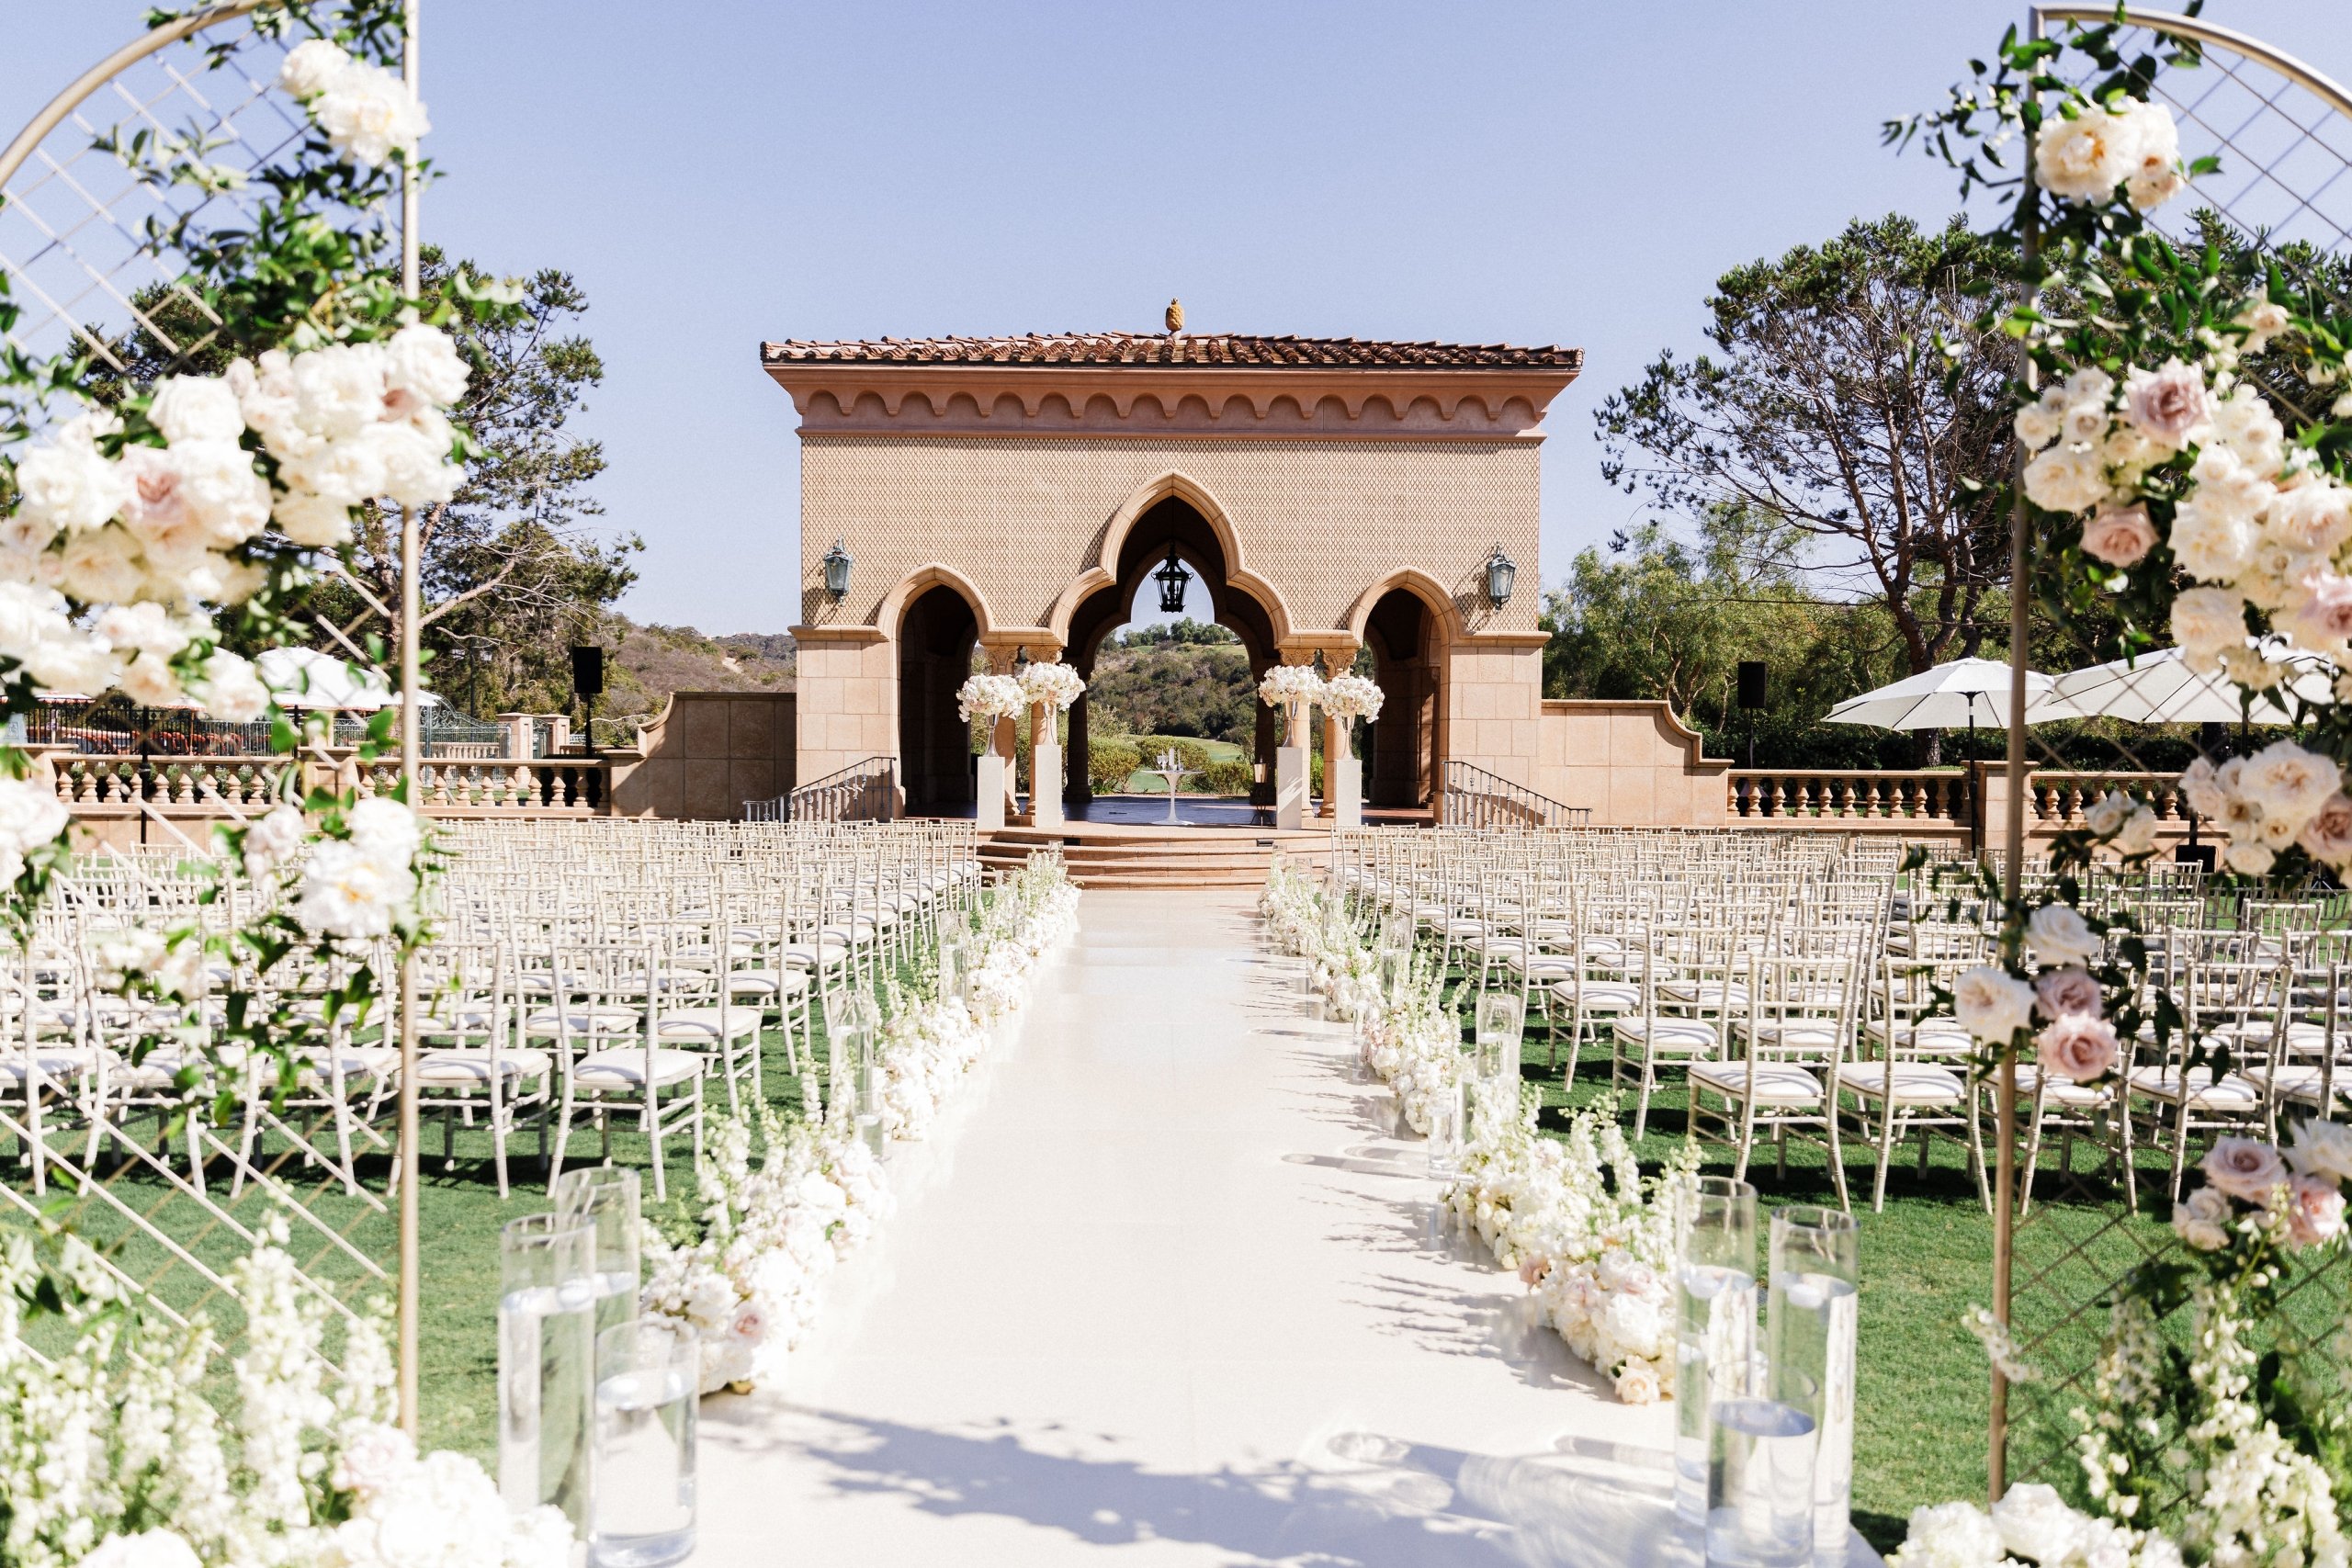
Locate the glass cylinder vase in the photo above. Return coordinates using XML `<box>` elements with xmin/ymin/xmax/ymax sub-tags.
<box><xmin>592</xmin><ymin>1318</ymin><xmax>699</xmax><ymax>1568</ymax></box>
<box><xmin>553</xmin><ymin>1165</ymin><xmax>642</xmax><ymax>1344</ymax></box>
<box><xmin>1473</xmin><ymin>991</ymin><xmax>1523</xmax><ymax>1083</ymax></box>
<box><xmin>1674</xmin><ymin>1175</ymin><xmax>1758</xmax><ymax>1529</ymax></box>
<box><xmin>1768</xmin><ymin>1205</ymin><xmax>1859</xmax><ymax>1567</ymax></box>
<box><xmin>500</xmin><ymin>1211</ymin><xmax>597</xmax><ymax>1531</ymax></box>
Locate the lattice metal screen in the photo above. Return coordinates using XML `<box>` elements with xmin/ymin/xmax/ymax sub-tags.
<box><xmin>0</xmin><ymin>11</ymin><xmax>400</xmax><ymax>1388</ymax></box>
<box><xmin>1999</xmin><ymin>7</ymin><xmax>2352</xmax><ymax>1503</ymax></box>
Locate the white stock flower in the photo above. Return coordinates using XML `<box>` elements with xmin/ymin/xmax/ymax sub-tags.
<box><xmin>1954</xmin><ymin>966</ymin><xmax>2036</xmax><ymax>1044</ymax></box>
<box><xmin>384</xmin><ymin>321</ymin><xmax>470</xmax><ymax>406</ymax></box>
<box><xmin>279</xmin><ymin>38</ymin><xmax>354</xmax><ymax>99</ymax></box>
<box><xmin>297</xmin><ymin>839</ymin><xmax>414</xmax><ymax>939</ymax></box>
<box><xmin>146</xmin><ymin>374</ymin><xmax>246</xmax><ymax>446</ymax></box>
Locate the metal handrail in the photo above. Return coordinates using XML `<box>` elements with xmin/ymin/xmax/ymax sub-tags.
<box><xmin>1438</xmin><ymin>760</ymin><xmax>1589</xmax><ymax>829</ymax></box>
<box><xmin>784</xmin><ymin>755</ymin><xmax>898</xmax><ymax>823</ymax></box>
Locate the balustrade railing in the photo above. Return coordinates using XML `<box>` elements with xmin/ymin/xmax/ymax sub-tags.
<box><xmin>1439</xmin><ymin>761</ymin><xmax>1589</xmax><ymax>829</ymax></box>
<box><xmin>2026</xmin><ymin>770</ymin><xmax>2188</xmax><ymax>827</ymax></box>
<box><xmin>1726</xmin><ymin>769</ymin><xmax>1971</xmax><ymax>823</ymax></box>
<box><xmin>788</xmin><ymin>756</ymin><xmax>897</xmax><ymax>822</ymax></box>
<box><xmin>48</xmin><ymin>752</ymin><xmax>611</xmax><ymax>815</ymax></box>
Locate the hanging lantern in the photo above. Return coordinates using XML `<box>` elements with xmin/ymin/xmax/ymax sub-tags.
<box><xmin>1483</xmin><ymin>543</ymin><xmax>1517</xmax><ymax>609</ymax></box>
<box><xmin>1152</xmin><ymin>546</ymin><xmax>1191</xmax><ymax>615</ymax></box>
<box><xmin>821</xmin><ymin>537</ymin><xmax>853</xmax><ymax>601</ymax></box>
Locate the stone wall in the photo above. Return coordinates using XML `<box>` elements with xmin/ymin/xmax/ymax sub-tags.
<box><xmin>611</xmin><ymin>691</ymin><xmax>797</xmax><ymax>820</ymax></box>
<box><xmin>1534</xmin><ymin>700</ymin><xmax>1731</xmax><ymax>827</ymax></box>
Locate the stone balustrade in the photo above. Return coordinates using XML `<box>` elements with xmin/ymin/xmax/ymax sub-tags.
<box><xmin>1726</xmin><ymin>769</ymin><xmax>1971</xmax><ymax>824</ymax></box>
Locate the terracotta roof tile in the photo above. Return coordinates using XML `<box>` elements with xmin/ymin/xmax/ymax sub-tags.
<box><xmin>759</xmin><ymin>332</ymin><xmax>1581</xmax><ymax>370</ymax></box>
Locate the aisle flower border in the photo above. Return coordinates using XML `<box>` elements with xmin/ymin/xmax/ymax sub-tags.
<box><xmin>640</xmin><ymin>852</ymin><xmax>1080</xmax><ymax>1395</ymax></box>
<box><xmin>1260</xmin><ymin>862</ymin><xmax>1695</xmax><ymax>1404</ymax></box>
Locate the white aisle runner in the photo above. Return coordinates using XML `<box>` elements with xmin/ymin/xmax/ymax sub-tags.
<box><xmin>693</xmin><ymin>890</ymin><xmax>1683</xmax><ymax>1568</ymax></box>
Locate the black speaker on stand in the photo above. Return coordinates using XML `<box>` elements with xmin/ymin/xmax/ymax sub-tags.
<box><xmin>1736</xmin><ymin>660</ymin><xmax>1767</xmax><ymax>768</ymax></box>
<box><xmin>570</xmin><ymin>644</ymin><xmax>605</xmax><ymax>756</ymax></box>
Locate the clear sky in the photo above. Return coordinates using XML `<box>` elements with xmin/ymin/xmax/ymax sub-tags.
<box><xmin>6</xmin><ymin>3</ymin><xmax>2350</xmax><ymax>637</ymax></box>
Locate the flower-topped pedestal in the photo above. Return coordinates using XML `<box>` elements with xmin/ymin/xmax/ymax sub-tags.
<box><xmin>1018</xmin><ymin>660</ymin><xmax>1084</xmax><ymax>829</ymax></box>
<box><xmin>1319</xmin><ymin>673</ymin><xmax>1385</xmax><ymax>828</ymax></box>
<box><xmin>1258</xmin><ymin>663</ymin><xmax>1323</xmax><ymax>830</ymax></box>
<box><xmin>956</xmin><ymin>672</ymin><xmax>1024</xmax><ymax>829</ymax></box>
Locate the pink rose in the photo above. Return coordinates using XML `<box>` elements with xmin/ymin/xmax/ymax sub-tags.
<box><xmin>1518</xmin><ymin>1257</ymin><xmax>1551</xmax><ymax>1287</ymax></box>
<box><xmin>2287</xmin><ymin>571</ymin><xmax>2352</xmax><ymax>647</ymax></box>
<box><xmin>2286</xmin><ymin>1173</ymin><xmax>2346</xmax><ymax>1249</ymax></box>
<box><xmin>2033</xmin><ymin>965</ymin><xmax>2104</xmax><ymax>1020</ymax></box>
<box><xmin>727</xmin><ymin>1303</ymin><xmax>767</xmax><ymax>1345</ymax></box>
<box><xmin>2079</xmin><ymin>503</ymin><xmax>2158</xmax><ymax>567</ymax></box>
<box><xmin>2124</xmin><ymin>358</ymin><xmax>2211</xmax><ymax>448</ymax></box>
<box><xmin>2299</xmin><ymin>794</ymin><xmax>2352</xmax><ymax>868</ymax></box>
<box><xmin>2035</xmin><ymin>1012</ymin><xmax>2120</xmax><ymax>1082</ymax></box>
<box><xmin>2202</xmin><ymin>1136</ymin><xmax>2289</xmax><ymax>1202</ymax></box>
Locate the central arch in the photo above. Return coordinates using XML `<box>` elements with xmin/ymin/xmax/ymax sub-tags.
<box><xmin>1061</xmin><ymin>491</ymin><xmax>1285</xmax><ymax>809</ymax></box>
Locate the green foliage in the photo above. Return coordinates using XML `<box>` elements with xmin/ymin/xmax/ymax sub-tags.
<box><xmin>1087</xmin><ymin>734</ymin><xmax>1141</xmax><ymax>794</ymax></box>
<box><xmin>1087</xmin><ymin>634</ymin><xmax>1253</xmax><ymax>744</ymax></box>
<box><xmin>1131</xmin><ymin>736</ymin><xmax>1213</xmax><ymax>774</ymax></box>
<box><xmin>1202</xmin><ymin>757</ymin><xmax>1254</xmax><ymax>795</ymax></box>
<box><xmin>1118</xmin><ymin>617</ymin><xmax>1238</xmax><ymax>648</ymax></box>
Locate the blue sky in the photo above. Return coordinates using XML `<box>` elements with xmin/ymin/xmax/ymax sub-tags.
<box><xmin>7</xmin><ymin>3</ymin><xmax>2350</xmax><ymax>637</ymax></box>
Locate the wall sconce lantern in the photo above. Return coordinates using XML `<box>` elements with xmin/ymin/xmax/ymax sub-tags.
<box><xmin>1483</xmin><ymin>544</ymin><xmax>1517</xmax><ymax>609</ymax></box>
<box><xmin>821</xmin><ymin>538</ymin><xmax>853</xmax><ymax>601</ymax></box>
<box><xmin>1153</xmin><ymin>546</ymin><xmax>1192</xmax><ymax>615</ymax></box>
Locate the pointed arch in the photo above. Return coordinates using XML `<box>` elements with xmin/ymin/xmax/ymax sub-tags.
<box><xmin>1044</xmin><ymin>471</ymin><xmax>1294</xmax><ymax>646</ymax></box>
<box><xmin>879</xmin><ymin>562</ymin><xmax>995</xmax><ymax>642</ymax></box>
<box><xmin>1341</xmin><ymin>567</ymin><xmax>1467</xmax><ymax>649</ymax></box>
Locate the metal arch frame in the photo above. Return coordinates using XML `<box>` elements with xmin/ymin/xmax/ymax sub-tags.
<box><xmin>0</xmin><ymin>2</ymin><xmax>268</xmax><ymax>192</ymax></box>
<box><xmin>1988</xmin><ymin>3</ymin><xmax>2352</xmax><ymax>1505</ymax></box>
<box><xmin>0</xmin><ymin>0</ymin><xmax>430</xmax><ymax>1440</ymax></box>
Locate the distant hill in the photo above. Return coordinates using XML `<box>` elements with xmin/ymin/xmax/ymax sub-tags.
<box><xmin>599</xmin><ymin>619</ymin><xmax>795</xmax><ymax>731</ymax></box>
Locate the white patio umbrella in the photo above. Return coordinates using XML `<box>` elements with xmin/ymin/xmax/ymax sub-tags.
<box><xmin>257</xmin><ymin>647</ymin><xmax>440</xmax><ymax>711</ymax></box>
<box><xmin>1822</xmin><ymin>657</ymin><xmax>2052</xmax><ymax>735</ymax></box>
<box><xmin>2024</xmin><ymin>640</ymin><xmax>2331</xmax><ymax>727</ymax></box>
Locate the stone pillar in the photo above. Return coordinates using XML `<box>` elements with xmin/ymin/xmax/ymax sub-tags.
<box><xmin>497</xmin><ymin>711</ymin><xmax>536</xmax><ymax>761</ymax></box>
<box><xmin>1031</xmin><ymin>698</ymin><xmax>1063</xmax><ymax>828</ymax></box>
<box><xmin>1320</xmin><ymin>708</ymin><xmax>1343</xmax><ymax>822</ymax></box>
<box><xmin>989</xmin><ymin>649</ymin><xmax>1020</xmax><ymax>824</ymax></box>
<box><xmin>1067</xmin><ymin>686</ymin><xmax>1092</xmax><ymax>808</ymax></box>
<box><xmin>542</xmin><ymin>713</ymin><xmax>571</xmax><ymax>756</ymax></box>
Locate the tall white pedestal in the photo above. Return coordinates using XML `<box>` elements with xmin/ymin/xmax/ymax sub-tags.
<box><xmin>1333</xmin><ymin>754</ymin><xmax>1362</xmax><ymax>828</ymax></box>
<box><xmin>1032</xmin><ymin>740</ymin><xmax>1064</xmax><ymax>828</ymax></box>
<box><xmin>977</xmin><ymin>752</ymin><xmax>1008</xmax><ymax>830</ymax></box>
<box><xmin>1275</xmin><ymin>744</ymin><xmax>1309</xmax><ymax>830</ymax></box>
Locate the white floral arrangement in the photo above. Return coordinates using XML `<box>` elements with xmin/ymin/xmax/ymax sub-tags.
<box><xmin>278</xmin><ymin>39</ymin><xmax>431</xmax><ymax>170</ymax></box>
<box><xmin>641</xmin><ymin>852</ymin><xmax>1079</xmax><ymax>1394</ymax></box>
<box><xmin>1452</xmin><ymin>1081</ymin><xmax>1697</xmax><ymax>1405</ymax></box>
<box><xmin>1890</xmin><ymin>1486</ymin><xmax>2184</xmax><ymax>1568</ymax></box>
<box><xmin>0</xmin><ymin>1221</ymin><xmax>568</xmax><ymax>1568</ymax></box>
<box><xmin>956</xmin><ymin>672</ymin><xmax>1025</xmax><ymax>724</ymax></box>
<box><xmin>1016</xmin><ymin>660</ymin><xmax>1085</xmax><ymax>713</ymax></box>
<box><xmin>1256</xmin><ymin>663</ymin><xmax>1325</xmax><ymax>710</ymax></box>
<box><xmin>2031</xmin><ymin>97</ymin><xmax>2185</xmax><ymax>211</ymax></box>
<box><xmin>1319</xmin><ymin>672</ymin><xmax>1385</xmax><ymax>724</ymax></box>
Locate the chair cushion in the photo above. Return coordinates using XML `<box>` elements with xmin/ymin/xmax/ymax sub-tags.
<box><xmin>2128</xmin><ymin>1067</ymin><xmax>2260</xmax><ymax>1110</ymax></box>
<box><xmin>525</xmin><ymin>1006</ymin><xmax>642</xmax><ymax>1037</ymax></box>
<box><xmin>1690</xmin><ymin>1062</ymin><xmax>1825</xmax><ymax>1105</ymax></box>
<box><xmin>655</xmin><ymin>1008</ymin><xmax>763</xmax><ymax>1042</ymax></box>
<box><xmin>572</xmin><ymin>1048</ymin><xmax>706</xmax><ymax>1089</ymax></box>
<box><xmin>1739</xmin><ymin>1021</ymin><xmax>1846</xmax><ymax>1053</ymax></box>
<box><xmin>1554</xmin><ymin>980</ymin><xmax>1640</xmax><ymax>1011</ymax></box>
<box><xmin>1614</xmin><ymin>1018</ymin><xmax>1717</xmax><ymax>1050</ymax></box>
<box><xmin>413</xmin><ymin>1048</ymin><xmax>554</xmax><ymax>1086</ymax></box>
<box><xmin>2013</xmin><ymin>1066</ymin><xmax>2110</xmax><ymax>1109</ymax></box>
<box><xmin>1659</xmin><ymin>981</ymin><xmax>1749</xmax><ymax>1009</ymax></box>
<box><xmin>1836</xmin><ymin>1062</ymin><xmax>1965</xmax><ymax>1104</ymax></box>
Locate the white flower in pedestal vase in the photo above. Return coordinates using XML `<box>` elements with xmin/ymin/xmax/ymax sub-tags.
<box><xmin>1318</xmin><ymin>672</ymin><xmax>1385</xmax><ymax>724</ymax></box>
<box><xmin>1017</xmin><ymin>660</ymin><xmax>1085</xmax><ymax>711</ymax></box>
<box><xmin>1256</xmin><ymin>663</ymin><xmax>1325</xmax><ymax>712</ymax></box>
<box><xmin>956</xmin><ymin>672</ymin><xmax>1024</xmax><ymax>724</ymax></box>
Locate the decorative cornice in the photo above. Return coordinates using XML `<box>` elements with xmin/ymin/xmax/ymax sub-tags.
<box><xmin>763</xmin><ymin>363</ymin><xmax>1577</xmax><ymax>443</ymax></box>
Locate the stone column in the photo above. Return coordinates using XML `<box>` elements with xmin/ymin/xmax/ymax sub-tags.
<box><xmin>1067</xmin><ymin>686</ymin><xmax>1092</xmax><ymax>808</ymax></box>
<box><xmin>1320</xmin><ymin>707</ymin><xmax>1343</xmax><ymax>823</ymax></box>
<box><xmin>497</xmin><ymin>711</ymin><xmax>536</xmax><ymax>761</ymax></box>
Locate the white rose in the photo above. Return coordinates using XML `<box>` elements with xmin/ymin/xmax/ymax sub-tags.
<box><xmin>289</xmin><ymin>342</ymin><xmax>390</xmax><ymax>442</ymax></box>
<box><xmin>346</xmin><ymin>795</ymin><xmax>422</xmax><ymax>870</ymax></box>
<box><xmin>57</xmin><ymin>525</ymin><xmax>148</xmax><ymax>605</ymax></box>
<box><xmin>1892</xmin><ymin>1501</ymin><xmax>2006</xmax><ymax>1568</ymax></box>
<box><xmin>0</xmin><ymin>774</ymin><xmax>68</xmax><ymax>853</ymax></box>
<box><xmin>2239</xmin><ymin>739</ymin><xmax>2341</xmax><ymax>829</ymax></box>
<box><xmin>78</xmin><ymin>1531</ymin><xmax>203</xmax><ymax>1568</ymax></box>
<box><xmin>2122</xmin><ymin>99</ymin><xmax>2185</xmax><ymax>211</ymax></box>
<box><xmin>1953</xmin><ymin>965</ymin><xmax>2037</xmax><ymax>1044</ymax></box>
<box><xmin>1611</xmin><ymin>1357</ymin><xmax>1662</xmax><ymax>1405</ymax></box>
<box><xmin>2063</xmin><ymin>367</ymin><xmax>2116</xmax><ymax>406</ymax></box>
<box><xmin>2169</xmin><ymin>586</ymin><xmax>2245</xmax><ymax>658</ymax></box>
<box><xmin>368</xmin><ymin>417</ymin><xmax>462</xmax><ymax>506</ymax></box>
<box><xmin>15</xmin><ymin>423</ymin><xmax>130</xmax><ymax>535</ymax></box>
<box><xmin>384</xmin><ymin>321</ymin><xmax>470</xmax><ymax>406</ymax></box>
<box><xmin>146</xmin><ymin>374</ymin><xmax>246</xmax><ymax>446</ymax></box>
<box><xmin>2223</xmin><ymin>839</ymin><xmax>2277</xmax><ymax>876</ymax></box>
<box><xmin>2035</xmin><ymin>105</ymin><xmax>2138</xmax><ymax>202</ymax></box>
<box><xmin>2026</xmin><ymin>903</ymin><xmax>2103</xmax><ymax>964</ymax></box>
<box><xmin>2114</xmin><ymin>805</ymin><xmax>2158</xmax><ymax>858</ymax></box>
<box><xmin>196</xmin><ymin>649</ymin><xmax>269</xmax><ymax>723</ymax></box>
<box><xmin>279</xmin><ymin>38</ymin><xmax>354</xmax><ymax>99</ymax></box>
<box><xmin>118</xmin><ymin>650</ymin><xmax>184</xmax><ymax>707</ymax></box>
<box><xmin>2167</xmin><ymin>497</ymin><xmax>2256</xmax><ymax>583</ymax></box>
<box><xmin>2013</xmin><ymin>404</ymin><xmax>2062</xmax><ymax>450</ymax></box>
<box><xmin>2287</xmin><ymin>1118</ymin><xmax>2352</xmax><ymax>1182</ymax></box>
<box><xmin>2021</xmin><ymin>444</ymin><xmax>2109</xmax><ymax>514</ymax></box>
<box><xmin>297</xmin><ymin>838</ymin><xmax>414</xmax><ymax>939</ymax></box>
<box><xmin>1989</xmin><ymin>1483</ymin><xmax>2087</xmax><ymax>1565</ymax></box>
<box><xmin>94</xmin><ymin>601</ymin><xmax>194</xmax><ymax>660</ymax></box>
<box><xmin>24</xmin><ymin>630</ymin><xmax>123</xmax><ymax>695</ymax></box>
<box><xmin>312</xmin><ymin>59</ymin><xmax>431</xmax><ymax>168</ymax></box>
<box><xmin>0</xmin><ymin>582</ymin><xmax>68</xmax><ymax>661</ymax></box>
<box><xmin>275</xmin><ymin>489</ymin><xmax>356</xmax><ymax>547</ymax></box>
<box><xmin>242</xmin><ymin>803</ymin><xmax>309</xmax><ymax>875</ymax></box>
<box><xmin>167</xmin><ymin>438</ymin><xmax>272</xmax><ymax>547</ymax></box>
